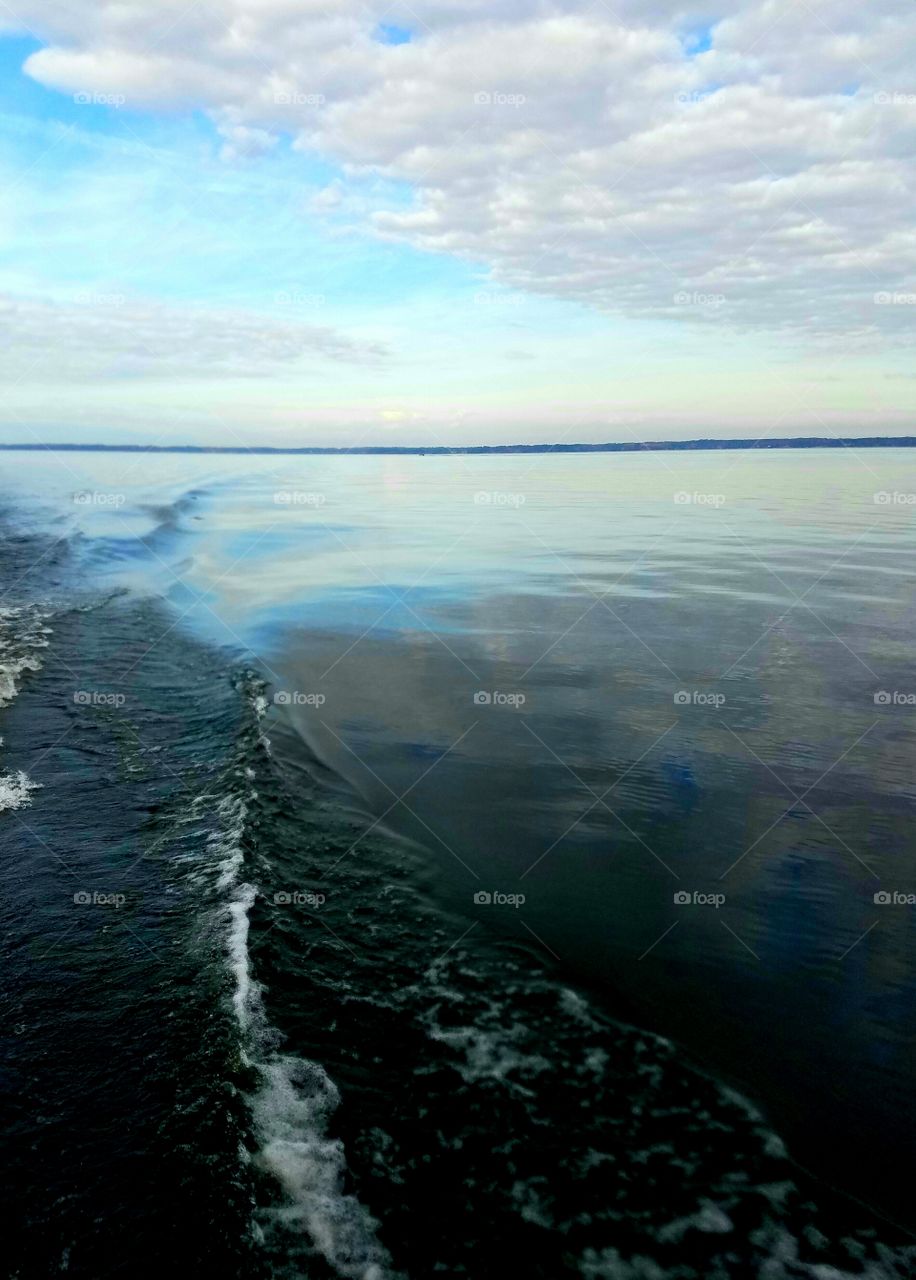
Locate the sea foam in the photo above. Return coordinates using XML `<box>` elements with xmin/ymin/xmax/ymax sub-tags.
<box><xmin>0</xmin><ymin>606</ymin><xmax>51</xmax><ymax>813</ymax></box>
<box><xmin>0</xmin><ymin>768</ymin><xmax>40</xmax><ymax>812</ymax></box>
<box><xmin>211</xmin><ymin>762</ymin><xmax>394</xmax><ymax>1280</ymax></box>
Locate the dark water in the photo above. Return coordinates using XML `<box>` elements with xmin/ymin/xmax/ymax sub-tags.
<box><xmin>1</xmin><ymin>450</ymin><xmax>915</xmax><ymax>1278</ymax></box>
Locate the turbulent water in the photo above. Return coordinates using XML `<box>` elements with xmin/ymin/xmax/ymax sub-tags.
<box><xmin>0</xmin><ymin>602</ymin><xmax>51</xmax><ymax>810</ymax></box>
<box><xmin>1</xmin><ymin>450</ymin><xmax>915</xmax><ymax>1279</ymax></box>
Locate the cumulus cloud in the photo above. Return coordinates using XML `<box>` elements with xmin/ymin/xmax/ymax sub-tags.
<box><xmin>12</xmin><ymin>0</ymin><xmax>916</xmax><ymax>341</ymax></box>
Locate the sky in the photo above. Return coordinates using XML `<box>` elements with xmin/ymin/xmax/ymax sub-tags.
<box><xmin>0</xmin><ymin>1</ymin><xmax>914</xmax><ymax>447</ymax></box>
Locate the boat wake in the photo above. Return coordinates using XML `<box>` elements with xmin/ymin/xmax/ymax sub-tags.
<box><xmin>0</xmin><ymin>604</ymin><xmax>51</xmax><ymax>810</ymax></box>
<box><xmin>209</xmin><ymin>683</ymin><xmax>396</xmax><ymax>1280</ymax></box>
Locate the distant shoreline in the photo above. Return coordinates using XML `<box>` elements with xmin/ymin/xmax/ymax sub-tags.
<box><xmin>0</xmin><ymin>436</ymin><xmax>914</xmax><ymax>455</ymax></box>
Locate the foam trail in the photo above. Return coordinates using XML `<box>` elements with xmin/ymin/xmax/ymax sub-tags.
<box><xmin>0</xmin><ymin>606</ymin><xmax>51</xmax><ymax>708</ymax></box>
<box><xmin>0</xmin><ymin>606</ymin><xmax>51</xmax><ymax>813</ymax></box>
<box><xmin>210</xmin><ymin>710</ymin><xmax>394</xmax><ymax>1280</ymax></box>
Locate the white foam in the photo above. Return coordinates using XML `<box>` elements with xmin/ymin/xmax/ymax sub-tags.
<box><xmin>211</xmin><ymin>794</ymin><xmax>248</xmax><ymax>891</ymax></box>
<box><xmin>251</xmin><ymin>1056</ymin><xmax>392</xmax><ymax>1280</ymax></box>
<box><xmin>227</xmin><ymin>883</ymin><xmax>258</xmax><ymax>1032</ymax></box>
<box><xmin>0</xmin><ymin>607</ymin><xmax>50</xmax><ymax>815</ymax></box>
<box><xmin>0</xmin><ymin>606</ymin><xmax>50</xmax><ymax>709</ymax></box>
<box><xmin>212</xmin><ymin>783</ymin><xmax>394</xmax><ymax>1280</ymax></box>
<box><xmin>657</xmin><ymin>1200</ymin><xmax>734</xmax><ymax>1242</ymax></box>
<box><xmin>425</xmin><ymin>1018</ymin><xmax>552</xmax><ymax>1091</ymax></box>
<box><xmin>0</xmin><ymin>769</ymin><xmax>40</xmax><ymax>812</ymax></box>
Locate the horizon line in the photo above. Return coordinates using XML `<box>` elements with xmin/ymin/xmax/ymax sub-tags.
<box><xmin>0</xmin><ymin>436</ymin><xmax>915</xmax><ymax>456</ymax></box>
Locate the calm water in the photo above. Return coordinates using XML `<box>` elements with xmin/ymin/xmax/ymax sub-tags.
<box><xmin>1</xmin><ymin>448</ymin><xmax>915</xmax><ymax>1278</ymax></box>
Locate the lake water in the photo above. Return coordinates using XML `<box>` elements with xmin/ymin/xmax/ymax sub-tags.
<box><xmin>1</xmin><ymin>447</ymin><xmax>915</xmax><ymax>1278</ymax></box>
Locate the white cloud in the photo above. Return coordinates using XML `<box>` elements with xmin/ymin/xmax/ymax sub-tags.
<box><xmin>9</xmin><ymin>0</ymin><xmax>916</xmax><ymax>344</ymax></box>
<box><xmin>216</xmin><ymin>119</ymin><xmax>280</xmax><ymax>162</ymax></box>
<box><xmin>0</xmin><ymin>292</ymin><xmax>386</xmax><ymax>380</ymax></box>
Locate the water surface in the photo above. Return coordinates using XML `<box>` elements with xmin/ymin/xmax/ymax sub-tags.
<box><xmin>1</xmin><ymin>447</ymin><xmax>914</xmax><ymax>1277</ymax></box>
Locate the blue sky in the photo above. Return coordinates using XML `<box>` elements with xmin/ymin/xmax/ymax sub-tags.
<box><xmin>0</xmin><ymin>4</ymin><xmax>913</xmax><ymax>446</ymax></box>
